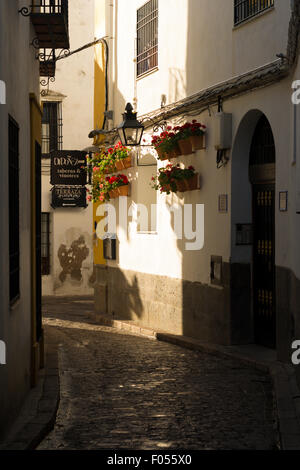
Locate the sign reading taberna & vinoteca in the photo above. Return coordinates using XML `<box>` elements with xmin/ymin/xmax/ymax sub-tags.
<box><xmin>50</xmin><ymin>150</ymin><xmax>87</xmax><ymax>186</ymax></box>
<box><xmin>51</xmin><ymin>186</ymin><xmax>87</xmax><ymax>208</ymax></box>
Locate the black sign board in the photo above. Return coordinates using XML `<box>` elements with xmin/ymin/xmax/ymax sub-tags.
<box><xmin>51</xmin><ymin>150</ymin><xmax>87</xmax><ymax>186</ymax></box>
<box><xmin>51</xmin><ymin>186</ymin><xmax>87</xmax><ymax>208</ymax></box>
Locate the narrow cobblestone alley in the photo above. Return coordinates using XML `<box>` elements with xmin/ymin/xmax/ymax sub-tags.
<box><xmin>37</xmin><ymin>298</ymin><xmax>279</xmax><ymax>451</ymax></box>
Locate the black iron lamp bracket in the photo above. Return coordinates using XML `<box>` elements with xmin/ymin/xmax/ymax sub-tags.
<box><xmin>18</xmin><ymin>5</ymin><xmax>34</xmax><ymax>16</ymax></box>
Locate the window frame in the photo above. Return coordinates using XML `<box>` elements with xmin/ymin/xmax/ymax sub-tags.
<box><xmin>136</xmin><ymin>0</ymin><xmax>158</xmax><ymax>79</ymax></box>
<box><xmin>41</xmin><ymin>100</ymin><xmax>63</xmax><ymax>158</ymax></box>
<box><xmin>41</xmin><ymin>212</ymin><xmax>51</xmax><ymax>276</ymax></box>
<box><xmin>234</xmin><ymin>0</ymin><xmax>274</xmax><ymax>27</ymax></box>
<box><xmin>8</xmin><ymin>115</ymin><xmax>20</xmax><ymax>306</ymax></box>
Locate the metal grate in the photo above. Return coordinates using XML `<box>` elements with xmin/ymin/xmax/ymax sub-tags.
<box><xmin>32</xmin><ymin>0</ymin><xmax>67</xmax><ymax>15</ymax></box>
<box><xmin>42</xmin><ymin>101</ymin><xmax>62</xmax><ymax>157</ymax></box>
<box><xmin>137</xmin><ymin>0</ymin><xmax>158</xmax><ymax>77</ymax></box>
<box><xmin>41</xmin><ymin>213</ymin><xmax>51</xmax><ymax>276</ymax></box>
<box><xmin>9</xmin><ymin>116</ymin><xmax>20</xmax><ymax>305</ymax></box>
<box><xmin>234</xmin><ymin>0</ymin><xmax>274</xmax><ymax>26</ymax></box>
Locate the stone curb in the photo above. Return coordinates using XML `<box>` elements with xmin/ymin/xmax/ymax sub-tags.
<box><xmin>0</xmin><ymin>331</ymin><xmax>60</xmax><ymax>451</ymax></box>
<box><xmin>95</xmin><ymin>313</ymin><xmax>300</xmax><ymax>450</ymax></box>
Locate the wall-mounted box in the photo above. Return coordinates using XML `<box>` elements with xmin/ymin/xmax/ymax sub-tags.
<box><xmin>210</xmin><ymin>255</ymin><xmax>223</xmax><ymax>286</ymax></box>
<box><xmin>103</xmin><ymin>237</ymin><xmax>116</xmax><ymax>260</ymax></box>
<box><xmin>214</xmin><ymin>112</ymin><xmax>232</xmax><ymax>150</ymax></box>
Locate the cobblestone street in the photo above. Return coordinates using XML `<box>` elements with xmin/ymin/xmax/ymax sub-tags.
<box><xmin>37</xmin><ymin>298</ymin><xmax>279</xmax><ymax>450</ymax></box>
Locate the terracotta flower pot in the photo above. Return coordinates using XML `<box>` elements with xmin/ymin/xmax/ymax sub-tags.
<box><xmin>176</xmin><ymin>173</ymin><xmax>199</xmax><ymax>192</ymax></box>
<box><xmin>117</xmin><ymin>184</ymin><xmax>130</xmax><ymax>197</ymax></box>
<box><xmin>189</xmin><ymin>134</ymin><xmax>206</xmax><ymax>152</ymax></box>
<box><xmin>178</xmin><ymin>138</ymin><xmax>194</xmax><ymax>155</ymax></box>
<box><xmin>115</xmin><ymin>155</ymin><xmax>132</xmax><ymax>171</ymax></box>
<box><xmin>167</xmin><ymin>144</ymin><xmax>182</xmax><ymax>159</ymax></box>
<box><xmin>156</xmin><ymin>147</ymin><xmax>168</xmax><ymax>161</ymax></box>
<box><xmin>109</xmin><ymin>189</ymin><xmax>119</xmax><ymax>199</ymax></box>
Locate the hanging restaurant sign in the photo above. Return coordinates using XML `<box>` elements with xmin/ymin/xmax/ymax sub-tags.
<box><xmin>50</xmin><ymin>150</ymin><xmax>87</xmax><ymax>186</ymax></box>
<box><xmin>51</xmin><ymin>186</ymin><xmax>87</xmax><ymax>208</ymax></box>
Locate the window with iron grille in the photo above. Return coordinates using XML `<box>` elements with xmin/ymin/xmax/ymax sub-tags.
<box><xmin>42</xmin><ymin>101</ymin><xmax>62</xmax><ymax>158</ymax></box>
<box><xmin>137</xmin><ymin>0</ymin><xmax>158</xmax><ymax>77</ymax></box>
<box><xmin>41</xmin><ymin>213</ymin><xmax>51</xmax><ymax>275</ymax></box>
<box><xmin>234</xmin><ymin>0</ymin><xmax>274</xmax><ymax>26</ymax></box>
<box><xmin>9</xmin><ymin>116</ymin><xmax>20</xmax><ymax>305</ymax></box>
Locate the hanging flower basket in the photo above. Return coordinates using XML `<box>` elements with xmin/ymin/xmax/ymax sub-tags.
<box><xmin>167</xmin><ymin>144</ymin><xmax>182</xmax><ymax>159</ymax></box>
<box><xmin>177</xmin><ymin>138</ymin><xmax>194</xmax><ymax>155</ymax></box>
<box><xmin>189</xmin><ymin>134</ymin><xmax>206</xmax><ymax>152</ymax></box>
<box><xmin>115</xmin><ymin>155</ymin><xmax>132</xmax><ymax>171</ymax></box>
<box><xmin>176</xmin><ymin>173</ymin><xmax>199</xmax><ymax>192</ymax></box>
<box><xmin>151</xmin><ymin>164</ymin><xmax>199</xmax><ymax>195</ymax></box>
<box><xmin>174</xmin><ymin>120</ymin><xmax>207</xmax><ymax>155</ymax></box>
<box><xmin>109</xmin><ymin>188</ymin><xmax>119</xmax><ymax>199</ymax></box>
<box><xmin>152</xmin><ymin>129</ymin><xmax>181</xmax><ymax>161</ymax></box>
<box><xmin>117</xmin><ymin>184</ymin><xmax>130</xmax><ymax>197</ymax></box>
<box><xmin>156</xmin><ymin>149</ymin><xmax>169</xmax><ymax>160</ymax></box>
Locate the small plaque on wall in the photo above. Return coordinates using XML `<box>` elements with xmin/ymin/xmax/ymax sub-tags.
<box><xmin>279</xmin><ymin>191</ymin><xmax>288</xmax><ymax>212</ymax></box>
<box><xmin>218</xmin><ymin>194</ymin><xmax>228</xmax><ymax>213</ymax></box>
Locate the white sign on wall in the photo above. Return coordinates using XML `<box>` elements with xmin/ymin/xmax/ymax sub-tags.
<box><xmin>0</xmin><ymin>340</ymin><xmax>6</xmax><ymax>365</ymax></box>
<box><xmin>0</xmin><ymin>80</ymin><xmax>5</xmax><ymax>104</ymax></box>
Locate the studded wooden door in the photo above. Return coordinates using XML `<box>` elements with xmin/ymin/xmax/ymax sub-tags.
<box><xmin>250</xmin><ymin>115</ymin><xmax>276</xmax><ymax>348</ymax></box>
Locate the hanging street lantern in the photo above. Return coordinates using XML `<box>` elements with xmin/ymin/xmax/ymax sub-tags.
<box><xmin>117</xmin><ymin>102</ymin><xmax>144</xmax><ymax>146</ymax></box>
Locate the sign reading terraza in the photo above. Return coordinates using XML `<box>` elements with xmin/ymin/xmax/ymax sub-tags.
<box><xmin>51</xmin><ymin>186</ymin><xmax>87</xmax><ymax>208</ymax></box>
<box><xmin>51</xmin><ymin>151</ymin><xmax>87</xmax><ymax>186</ymax></box>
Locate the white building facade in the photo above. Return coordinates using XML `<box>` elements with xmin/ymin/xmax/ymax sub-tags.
<box><xmin>41</xmin><ymin>0</ymin><xmax>95</xmax><ymax>297</ymax></box>
<box><xmin>93</xmin><ymin>0</ymin><xmax>300</xmax><ymax>362</ymax></box>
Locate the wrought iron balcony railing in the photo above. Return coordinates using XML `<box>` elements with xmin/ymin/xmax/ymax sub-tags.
<box><xmin>234</xmin><ymin>0</ymin><xmax>274</xmax><ymax>26</ymax></box>
<box><xmin>39</xmin><ymin>49</ymin><xmax>56</xmax><ymax>78</ymax></box>
<box><xmin>19</xmin><ymin>0</ymin><xmax>69</xmax><ymax>49</ymax></box>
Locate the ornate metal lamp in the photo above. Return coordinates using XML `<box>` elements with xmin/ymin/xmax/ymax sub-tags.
<box><xmin>117</xmin><ymin>103</ymin><xmax>144</xmax><ymax>146</ymax></box>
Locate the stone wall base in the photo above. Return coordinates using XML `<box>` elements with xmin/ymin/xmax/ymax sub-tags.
<box><xmin>94</xmin><ymin>263</ymin><xmax>253</xmax><ymax>346</ymax></box>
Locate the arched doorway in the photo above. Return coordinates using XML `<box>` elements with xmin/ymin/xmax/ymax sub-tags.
<box><xmin>249</xmin><ymin>115</ymin><xmax>276</xmax><ymax>348</ymax></box>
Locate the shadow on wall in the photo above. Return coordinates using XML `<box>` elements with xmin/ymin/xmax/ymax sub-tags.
<box><xmin>176</xmin><ymin>0</ymin><xmax>232</xmax><ymax>344</ymax></box>
<box><xmin>54</xmin><ymin>229</ymin><xmax>94</xmax><ymax>294</ymax></box>
<box><xmin>58</xmin><ymin>235</ymin><xmax>89</xmax><ymax>283</ymax></box>
<box><xmin>95</xmin><ymin>265</ymin><xmax>144</xmax><ymax>322</ymax></box>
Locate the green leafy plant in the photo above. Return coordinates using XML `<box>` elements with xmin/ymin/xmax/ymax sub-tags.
<box><xmin>87</xmin><ymin>173</ymin><xmax>129</xmax><ymax>203</ymax></box>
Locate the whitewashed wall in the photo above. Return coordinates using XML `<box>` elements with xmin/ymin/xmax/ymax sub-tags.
<box><xmin>0</xmin><ymin>0</ymin><xmax>40</xmax><ymax>436</ymax></box>
<box><xmin>42</xmin><ymin>0</ymin><xmax>95</xmax><ymax>296</ymax></box>
<box><xmin>105</xmin><ymin>0</ymin><xmax>296</xmax><ymax>285</ymax></box>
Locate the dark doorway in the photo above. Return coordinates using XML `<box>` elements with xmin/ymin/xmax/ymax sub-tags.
<box><xmin>249</xmin><ymin>116</ymin><xmax>276</xmax><ymax>348</ymax></box>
